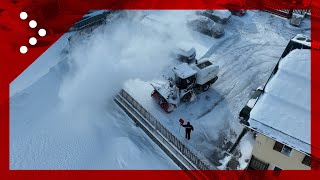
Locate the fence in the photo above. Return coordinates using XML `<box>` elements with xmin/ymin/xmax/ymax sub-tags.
<box><xmin>117</xmin><ymin>89</ymin><xmax>212</xmax><ymax>170</ymax></box>
<box><xmin>260</xmin><ymin>0</ymin><xmax>312</xmax><ymax>18</ymax></box>
<box><xmin>263</xmin><ymin>9</ymin><xmax>311</xmax><ymax>19</ymax></box>
<box><xmin>279</xmin><ymin>9</ymin><xmax>310</xmax><ymax>16</ymax></box>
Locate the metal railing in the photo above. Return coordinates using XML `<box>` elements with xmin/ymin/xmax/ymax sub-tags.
<box><xmin>280</xmin><ymin>9</ymin><xmax>310</xmax><ymax>17</ymax></box>
<box><xmin>118</xmin><ymin>89</ymin><xmax>212</xmax><ymax>170</ymax></box>
<box><xmin>262</xmin><ymin>9</ymin><xmax>311</xmax><ymax>19</ymax></box>
<box><xmin>260</xmin><ymin>0</ymin><xmax>311</xmax><ymax>18</ymax></box>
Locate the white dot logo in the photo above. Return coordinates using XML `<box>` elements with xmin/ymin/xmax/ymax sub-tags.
<box><xmin>20</xmin><ymin>12</ymin><xmax>28</xmax><ymax>20</ymax></box>
<box><xmin>20</xmin><ymin>12</ymin><xmax>47</xmax><ymax>54</ymax></box>
<box><xmin>20</xmin><ymin>46</ymin><xmax>28</xmax><ymax>54</ymax></box>
<box><xmin>29</xmin><ymin>20</ymin><xmax>37</xmax><ymax>28</ymax></box>
<box><xmin>29</xmin><ymin>37</ymin><xmax>37</xmax><ymax>45</ymax></box>
<box><xmin>38</xmin><ymin>29</ymin><xmax>46</xmax><ymax>37</ymax></box>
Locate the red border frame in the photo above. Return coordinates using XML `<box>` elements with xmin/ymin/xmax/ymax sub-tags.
<box><xmin>1</xmin><ymin>0</ymin><xmax>320</xmax><ymax>179</ymax></box>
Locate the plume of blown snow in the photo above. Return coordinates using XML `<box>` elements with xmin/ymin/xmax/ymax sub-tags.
<box><xmin>58</xmin><ymin>10</ymin><xmax>194</xmax><ymax>110</ymax></box>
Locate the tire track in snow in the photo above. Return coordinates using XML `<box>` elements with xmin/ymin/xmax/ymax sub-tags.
<box><xmin>200</xmin><ymin>35</ymin><xmax>241</xmax><ymax>59</ymax></box>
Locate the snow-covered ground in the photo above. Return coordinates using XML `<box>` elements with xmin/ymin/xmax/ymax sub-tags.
<box><xmin>10</xmin><ymin>10</ymin><xmax>310</xmax><ymax>169</ymax></box>
<box><xmin>10</xmin><ymin>12</ymin><xmax>180</xmax><ymax>169</ymax></box>
<box><xmin>124</xmin><ymin>10</ymin><xmax>311</xmax><ymax>169</ymax></box>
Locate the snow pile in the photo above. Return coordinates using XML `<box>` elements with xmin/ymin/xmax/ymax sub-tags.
<box><xmin>217</xmin><ymin>155</ymin><xmax>231</xmax><ymax>169</ymax></box>
<box><xmin>237</xmin><ymin>133</ymin><xmax>255</xmax><ymax>169</ymax></box>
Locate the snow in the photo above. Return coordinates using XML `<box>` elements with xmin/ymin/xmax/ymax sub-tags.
<box><xmin>247</xmin><ymin>98</ymin><xmax>257</xmax><ymax>108</ymax></box>
<box><xmin>10</xmin><ymin>11</ymin><xmax>182</xmax><ymax>169</ymax></box>
<box><xmin>212</xmin><ymin>10</ymin><xmax>232</xmax><ymax>19</ymax></box>
<box><xmin>177</xmin><ymin>47</ymin><xmax>196</xmax><ymax>57</ymax></box>
<box><xmin>175</xmin><ymin>42</ymin><xmax>196</xmax><ymax>57</ymax></box>
<box><xmin>237</xmin><ymin>132</ymin><xmax>255</xmax><ymax>169</ymax></box>
<box><xmin>292</xmin><ymin>13</ymin><xmax>305</xmax><ymax>18</ymax></box>
<box><xmin>187</xmin><ymin>14</ymin><xmax>208</xmax><ymax>22</ymax></box>
<box><xmin>173</xmin><ymin>63</ymin><xmax>197</xmax><ymax>78</ymax></box>
<box><xmin>124</xmin><ymin>10</ymin><xmax>310</xmax><ymax>168</ymax></box>
<box><xmin>292</xmin><ymin>34</ymin><xmax>311</xmax><ymax>47</ymax></box>
<box><xmin>217</xmin><ymin>132</ymin><xmax>254</xmax><ymax>170</ymax></box>
<box><xmin>217</xmin><ymin>155</ymin><xmax>231</xmax><ymax>169</ymax></box>
<box><xmin>249</xmin><ymin>49</ymin><xmax>310</xmax><ymax>154</ymax></box>
<box><xmin>10</xmin><ymin>10</ymin><xmax>311</xmax><ymax>169</ymax></box>
<box><xmin>191</xmin><ymin>59</ymin><xmax>219</xmax><ymax>85</ymax></box>
<box><xmin>10</xmin><ymin>32</ymin><xmax>74</xmax><ymax>97</ymax></box>
<box><xmin>140</xmin><ymin>12</ymin><xmax>212</xmax><ymax>59</ymax></box>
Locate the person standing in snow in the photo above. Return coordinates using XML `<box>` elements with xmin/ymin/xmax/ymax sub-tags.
<box><xmin>181</xmin><ymin>121</ymin><xmax>194</xmax><ymax>140</ymax></box>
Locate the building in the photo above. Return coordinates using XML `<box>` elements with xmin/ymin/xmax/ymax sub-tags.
<box><xmin>239</xmin><ymin>34</ymin><xmax>317</xmax><ymax>170</ymax></box>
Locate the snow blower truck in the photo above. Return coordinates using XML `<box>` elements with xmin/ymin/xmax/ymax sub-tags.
<box><xmin>151</xmin><ymin>58</ymin><xmax>219</xmax><ymax>113</ymax></box>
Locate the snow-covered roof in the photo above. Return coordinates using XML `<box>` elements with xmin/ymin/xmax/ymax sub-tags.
<box><xmin>173</xmin><ymin>63</ymin><xmax>197</xmax><ymax>79</ymax></box>
<box><xmin>176</xmin><ymin>41</ymin><xmax>195</xmax><ymax>53</ymax></box>
<box><xmin>176</xmin><ymin>47</ymin><xmax>196</xmax><ymax>57</ymax></box>
<box><xmin>248</xmin><ymin>49</ymin><xmax>311</xmax><ymax>154</ymax></box>
<box><xmin>175</xmin><ymin>42</ymin><xmax>196</xmax><ymax>57</ymax></box>
<box><xmin>292</xmin><ymin>13</ymin><xmax>305</xmax><ymax>18</ymax></box>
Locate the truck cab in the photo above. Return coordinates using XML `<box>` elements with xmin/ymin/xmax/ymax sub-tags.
<box><xmin>151</xmin><ymin>58</ymin><xmax>219</xmax><ymax>112</ymax></box>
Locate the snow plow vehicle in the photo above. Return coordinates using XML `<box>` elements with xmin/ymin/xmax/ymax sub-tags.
<box><xmin>151</xmin><ymin>58</ymin><xmax>219</xmax><ymax>113</ymax></box>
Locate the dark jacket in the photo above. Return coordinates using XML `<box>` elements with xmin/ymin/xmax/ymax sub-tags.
<box><xmin>182</xmin><ymin>123</ymin><xmax>194</xmax><ymax>132</ymax></box>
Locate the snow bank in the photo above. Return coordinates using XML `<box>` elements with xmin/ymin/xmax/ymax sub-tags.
<box><xmin>217</xmin><ymin>155</ymin><xmax>231</xmax><ymax>169</ymax></box>
<box><xmin>237</xmin><ymin>133</ymin><xmax>255</xmax><ymax>169</ymax></box>
<box><xmin>10</xmin><ymin>32</ymin><xmax>73</xmax><ymax>97</ymax></box>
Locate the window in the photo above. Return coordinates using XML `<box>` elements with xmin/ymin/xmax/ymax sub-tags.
<box><xmin>273</xmin><ymin>141</ymin><xmax>283</xmax><ymax>151</ymax></box>
<box><xmin>247</xmin><ymin>156</ymin><xmax>269</xmax><ymax>170</ymax></box>
<box><xmin>282</xmin><ymin>145</ymin><xmax>293</xmax><ymax>156</ymax></box>
<box><xmin>302</xmin><ymin>155</ymin><xmax>311</xmax><ymax>166</ymax></box>
<box><xmin>274</xmin><ymin>166</ymin><xmax>282</xmax><ymax>170</ymax></box>
<box><xmin>239</xmin><ymin>105</ymin><xmax>251</xmax><ymax>121</ymax></box>
<box><xmin>196</xmin><ymin>61</ymin><xmax>212</xmax><ymax>69</ymax></box>
<box><xmin>273</xmin><ymin>141</ymin><xmax>292</xmax><ymax>156</ymax></box>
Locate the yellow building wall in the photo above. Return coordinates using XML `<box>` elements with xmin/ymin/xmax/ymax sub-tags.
<box><xmin>252</xmin><ymin>133</ymin><xmax>310</xmax><ymax>170</ymax></box>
